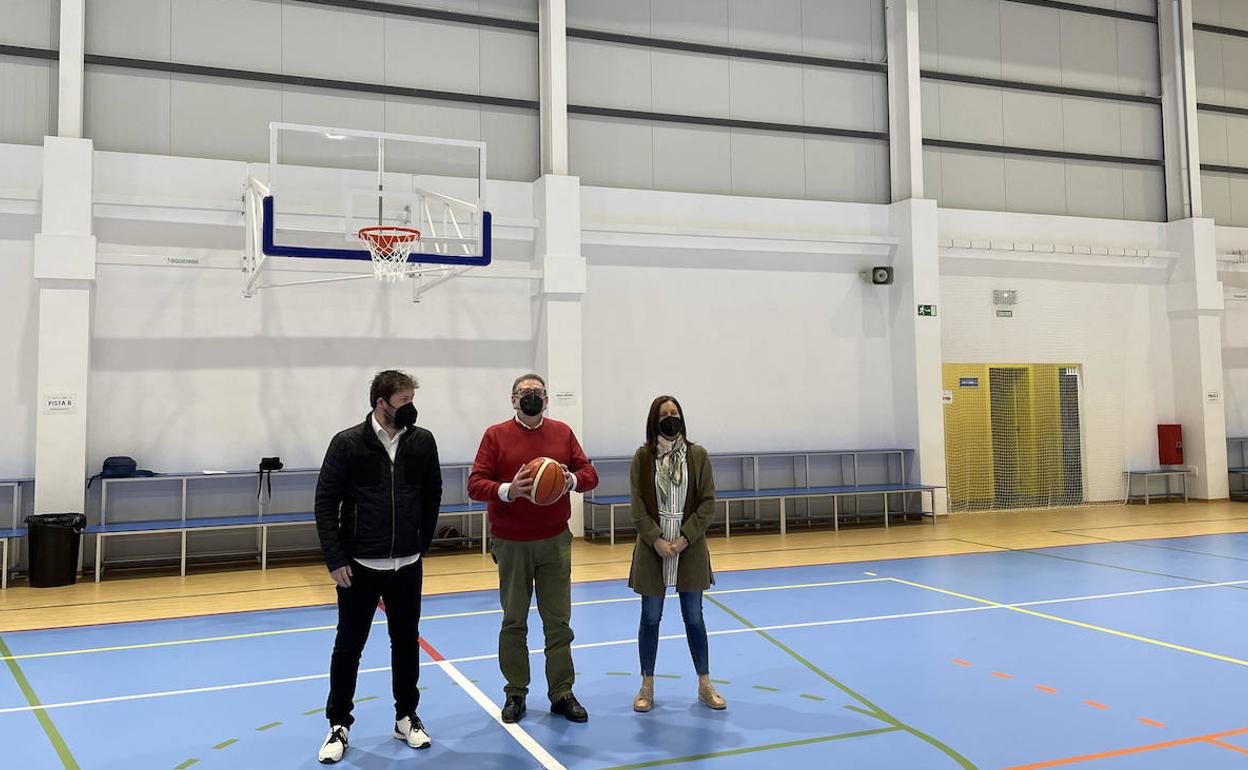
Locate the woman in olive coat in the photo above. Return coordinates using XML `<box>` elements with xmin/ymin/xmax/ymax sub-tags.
<box><xmin>628</xmin><ymin>395</ymin><xmax>724</xmax><ymax>712</ymax></box>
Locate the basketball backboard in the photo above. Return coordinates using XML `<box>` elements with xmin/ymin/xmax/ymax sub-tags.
<box><xmin>243</xmin><ymin>122</ymin><xmax>491</xmax><ymax>296</ymax></box>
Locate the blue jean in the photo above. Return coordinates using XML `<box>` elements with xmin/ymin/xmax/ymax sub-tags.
<box><xmin>639</xmin><ymin>591</ymin><xmax>709</xmax><ymax>677</ymax></box>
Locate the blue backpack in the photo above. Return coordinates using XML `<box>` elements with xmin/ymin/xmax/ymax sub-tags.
<box><xmin>87</xmin><ymin>456</ymin><xmax>155</xmax><ymax>488</ymax></box>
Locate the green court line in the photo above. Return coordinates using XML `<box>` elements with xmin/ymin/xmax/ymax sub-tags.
<box><xmin>751</xmin><ymin>685</ymin><xmax>779</xmax><ymax>692</ymax></box>
<box><xmin>594</xmin><ymin>726</ymin><xmax>902</xmax><ymax>769</ymax></box>
<box><xmin>173</xmin><ymin>760</ymin><xmax>199</xmax><ymax>769</ymax></box>
<box><xmin>303</xmin><ymin>707</ymin><xmax>322</xmax><ymax>716</ymax></box>
<box><xmin>710</xmin><ymin>678</ymin><xmax>731</xmax><ymax>685</ymax></box>
<box><xmin>255</xmin><ymin>721</ymin><xmax>282</xmax><ymax>731</ymax></box>
<box><xmin>211</xmin><ymin>738</ymin><xmax>237</xmax><ymax>750</ymax></box>
<box><xmin>800</xmin><ymin>693</ymin><xmax>826</xmax><ymax>701</ymax></box>
<box><xmin>0</xmin><ymin>635</ymin><xmax>80</xmax><ymax>770</ymax></box>
<box><xmin>654</xmin><ymin>674</ymin><xmax>681</xmax><ymax>679</ymax></box>
<box><xmin>606</xmin><ymin>671</ymin><xmax>631</xmax><ymax>676</ymax></box>
<box><xmin>354</xmin><ymin>695</ymin><xmax>378</xmax><ymax>703</ymax></box>
<box><xmin>705</xmin><ymin>595</ymin><xmax>977</xmax><ymax>770</ymax></box>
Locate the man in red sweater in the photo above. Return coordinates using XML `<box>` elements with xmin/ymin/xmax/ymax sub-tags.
<box><xmin>468</xmin><ymin>373</ymin><xmax>599</xmax><ymax>724</ymax></box>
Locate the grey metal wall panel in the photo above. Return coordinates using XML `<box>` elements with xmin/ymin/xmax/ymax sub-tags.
<box><xmin>1200</xmin><ymin>112</ymin><xmax>1229</xmax><ymax>165</ymax></box>
<box><xmin>0</xmin><ymin>57</ymin><xmax>55</xmax><ymax>144</ymax></box>
<box><xmin>934</xmin><ymin>0</ymin><xmax>1002</xmax><ymax>78</ymax></box>
<box><xmin>569</xmin><ymin>114</ymin><xmax>654</xmax><ymax>188</ymax></box>
<box><xmin>1064</xmin><ymin>161</ymin><xmax>1125</xmax><ymax>219</ymax></box>
<box><xmin>480</xmin><ymin>105</ymin><xmax>539</xmax><ymax>181</ymax></box>
<box><xmin>650</xmin><ymin>49</ymin><xmax>730</xmax><ymax>118</ymax></box>
<box><xmin>479</xmin><ymin>26</ymin><xmax>539</xmax><ymax>100</ymax></box>
<box><xmin>726</xmin><ymin>0</ymin><xmax>803</xmax><ymax>54</ymax></box>
<box><xmin>804</xmin><ymin>136</ymin><xmax>887</xmax><ymax>203</ymax></box>
<box><xmin>1002</xmin><ymin>91</ymin><xmax>1064</xmax><ymax>149</ymax></box>
<box><xmin>567</xmin><ymin>38</ymin><xmax>652</xmax><ymax>110</ymax></box>
<box><xmin>650</xmin><ymin>0</ymin><xmax>728</xmax><ymax>45</ymax></box>
<box><xmin>651</xmin><ymin>123</ymin><xmax>732</xmax><ymax>195</ymax></box>
<box><xmin>800</xmin><ymin>0</ymin><xmax>883</xmax><ymax>62</ymax></box>
<box><xmin>1003</xmin><ymin>157</ymin><xmax>1067</xmax><ymax>215</ymax></box>
<box><xmin>728</xmin><ymin>59</ymin><xmax>803</xmax><ymax>124</ymax></box>
<box><xmin>729</xmin><ymin>130</ymin><xmax>806</xmax><ymax>199</ymax></box>
<box><xmin>86</xmin><ymin>0</ymin><xmax>171</xmax><ymax>60</ymax></box>
<box><xmin>1122</xmin><ymin>165</ymin><xmax>1165</xmax><ymax>221</ymax></box>
<box><xmin>935</xmin><ymin>82</ymin><xmax>1005</xmax><ymax>144</ymax></box>
<box><xmin>1000</xmin><ymin>3</ymin><xmax>1061</xmax><ymax>84</ymax></box>
<box><xmin>1058</xmin><ymin>11</ymin><xmax>1121</xmax><ymax>93</ymax></box>
<box><xmin>384</xmin><ymin>15</ymin><xmax>483</xmax><ymax>95</ymax></box>
<box><xmin>802</xmin><ymin>66</ymin><xmax>887</xmax><ymax>133</ymax></box>
<box><xmin>281</xmin><ymin>2</ymin><xmax>385</xmax><ymax>83</ymax></box>
<box><xmin>567</xmin><ymin>0</ymin><xmax>651</xmax><ymax>34</ymax></box>
<box><xmin>170</xmin><ymin>0</ymin><xmax>282</xmax><ymax>72</ymax></box>
<box><xmin>938</xmin><ymin>149</ymin><xmax>1006</xmax><ymax>211</ymax></box>
<box><xmin>84</xmin><ymin>68</ymin><xmax>172</xmax><ymax>154</ymax></box>
<box><xmin>169</xmin><ymin>77</ymin><xmax>281</xmax><ymax>161</ymax></box>
<box><xmin>2</xmin><ymin>0</ymin><xmax>59</xmax><ymax>47</ymax></box>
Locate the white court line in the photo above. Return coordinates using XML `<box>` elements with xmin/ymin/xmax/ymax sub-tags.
<box><xmin>427</xmin><ymin>648</ymin><xmax>566</xmax><ymax>770</ymax></box>
<box><xmin>6</xmin><ymin>575</ymin><xmax>1247</xmax><ymax>716</ymax></box>
<box><xmin>0</xmin><ymin>578</ymin><xmax>890</xmax><ymax>662</ymax></box>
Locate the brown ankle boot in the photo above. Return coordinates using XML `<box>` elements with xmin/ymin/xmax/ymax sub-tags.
<box><xmin>633</xmin><ymin>681</ymin><xmax>655</xmax><ymax>712</ymax></box>
<box><xmin>698</xmin><ymin>681</ymin><xmax>726</xmax><ymax>710</ymax></box>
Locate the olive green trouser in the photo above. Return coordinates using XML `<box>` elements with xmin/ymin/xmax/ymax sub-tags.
<box><xmin>492</xmin><ymin>529</ymin><xmax>574</xmax><ymax>702</ymax></box>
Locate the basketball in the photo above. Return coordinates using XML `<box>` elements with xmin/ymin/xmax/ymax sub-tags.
<box><xmin>524</xmin><ymin>456</ymin><xmax>566</xmax><ymax>506</ymax></box>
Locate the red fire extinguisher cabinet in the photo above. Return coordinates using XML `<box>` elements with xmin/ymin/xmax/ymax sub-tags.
<box><xmin>1158</xmin><ymin>424</ymin><xmax>1184</xmax><ymax>466</ymax></box>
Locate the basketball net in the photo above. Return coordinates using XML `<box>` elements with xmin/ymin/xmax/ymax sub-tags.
<box><xmin>359</xmin><ymin>226</ymin><xmax>422</xmax><ymax>283</ymax></box>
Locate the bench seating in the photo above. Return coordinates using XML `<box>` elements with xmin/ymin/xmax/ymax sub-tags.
<box><xmin>583</xmin><ymin>483</ymin><xmax>943</xmax><ymax>545</ymax></box>
<box><xmin>87</xmin><ymin>502</ymin><xmax>488</xmax><ymax>582</ymax></box>
<box><xmin>0</xmin><ymin>528</ymin><xmax>24</xmax><ymax>590</ymax></box>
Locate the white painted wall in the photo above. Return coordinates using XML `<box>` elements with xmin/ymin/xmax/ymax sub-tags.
<box><xmin>941</xmin><ymin>273</ymin><xmax>1176</xmax><ymax>503</ymax></box>
<box><xmin>3</xmin><ymin>143</ymin><xmax>1248</xmax><ymax>518</ymax></box>
<box><xmin>580</xmin><ymin>185</ymin><xmax>899</xmax><ymax>456</ymax></box>
<box><xmin>0</xmin><ymin>241</ymin><xmax>39</xmax><ymax>479</ymax></box>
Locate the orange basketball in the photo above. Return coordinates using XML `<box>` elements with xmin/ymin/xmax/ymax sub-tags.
<box><xmin>524</xmin><ymin>456</ymin><xmax>566</xmax><ymax>506</ymax></box>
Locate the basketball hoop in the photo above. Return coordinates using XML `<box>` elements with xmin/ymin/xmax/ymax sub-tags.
<box><xmin>358</xmin><ymin>226</ymin><xmax>422</xmax><ymax>282</ymax></box>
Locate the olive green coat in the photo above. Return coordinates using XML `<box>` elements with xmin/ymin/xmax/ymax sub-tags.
<box><xmin>627</xmin><ymin>442</ymin><xmax>717</xmax><ymax>596</ymax></box>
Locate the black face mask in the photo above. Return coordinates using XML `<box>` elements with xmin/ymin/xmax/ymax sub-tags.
<box><xmin>518</xmin><ymin>392</ymin><xmax>545</xmax><ymax>417</ymax></box>
<box><xmin>392</xmin><ymin>402</ymin><xmax>418</xmax><ymax>430</ymax></box>
<box><xmin>658</xmin><ymin>415</ymin><xmax>683</xmax><ymax>438</ymax></box>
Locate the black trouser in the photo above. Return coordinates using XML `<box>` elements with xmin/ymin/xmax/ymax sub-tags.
<box><xmin>326</xmin><ymin>559</ymin><xmax>424</xmax><ymax>726</ymax></box>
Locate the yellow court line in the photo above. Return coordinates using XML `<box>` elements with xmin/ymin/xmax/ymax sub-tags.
<box><xmin>0</xmin><ymin>577</ymin><xmax>888</xmax><ymax>662</ymax></box>
<box><xmin>888</xmin><ymin>577</ymin><xmax>1248</xmax><ymax>669</ymax></box>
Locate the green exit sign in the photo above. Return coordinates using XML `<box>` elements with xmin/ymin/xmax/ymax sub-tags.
<box><xmin>917</xmin><ymin>304</ymin><xmax>937</xmax><ymax>317</ymax></box>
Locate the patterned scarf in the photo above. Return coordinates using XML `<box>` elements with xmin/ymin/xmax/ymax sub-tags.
<box><xmin>655</xmin><ymin>435</ymin><xmax>687</xmax><ymax>507</ymax></box>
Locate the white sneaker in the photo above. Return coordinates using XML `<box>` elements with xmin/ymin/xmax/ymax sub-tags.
<box><xmin>318</xmin><ymin>725</ymin><xmax>349</xmax><ymax>764</ymax></box>
<box><xmin>395</xmin><ymin>714</ymin><xmax>432</xmax><ymax>749</ymax></box>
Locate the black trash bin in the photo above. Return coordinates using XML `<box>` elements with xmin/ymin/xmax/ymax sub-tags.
<box><xmin>25</xmin><ymin>513</ymin><xmax>87</xmax><ymax>588</ymax></box>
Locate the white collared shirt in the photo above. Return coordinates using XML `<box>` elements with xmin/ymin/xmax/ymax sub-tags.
<box><xmin>354</xmin><ymin>415</ymin><xmax>421</xmax><ymax>572</ymax></box>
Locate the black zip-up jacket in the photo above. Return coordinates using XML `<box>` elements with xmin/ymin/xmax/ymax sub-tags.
<box><xmin>315</xmin><ymin>415</ymin><xmax>443</xmax><ymax>572</ymax></box>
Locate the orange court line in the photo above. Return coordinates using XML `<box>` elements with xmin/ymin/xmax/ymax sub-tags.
<box><xmin>1003</xmin><ymin>727</ymin><xmax>1248</xmax><ymax>769</ymax></box>
<box><xmin>1035</xmin><ymin>685</ymin><xmax>1058</xmax><ymax>694</ymax></box>
<box><xmin>1209</xmin><ymin>739</ymin><xmax>1248</xmax><ymax>755</ymax></box>
<box><xmin>1137</xmin><ymin>718</ymin><xmax>1166</xmax><ymax>729</ymax></box>
<box><xmin>1083</xmin><ymin>700</ymin><xmax>1108</xmax><ymax>710</ymax></box>
<box><xmin>992</xmin><ymin>672</ymin><xmax>1013</xmax><ymax>680</ymax></box>
<box><xmin>952</xmin><ymin>658</ymin><xmax>972</xmax><ymax>667</ymax></box>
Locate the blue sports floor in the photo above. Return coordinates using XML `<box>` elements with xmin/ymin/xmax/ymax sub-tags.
<box><xmin>6</xmin><ymin>533</ymin><xmax>1248</xmax><ymax>769</ymax></box>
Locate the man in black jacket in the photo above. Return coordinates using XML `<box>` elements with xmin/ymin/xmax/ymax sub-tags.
<box><xmin>314</xmin><ymin>370</ymin><xmax>442</xmax><ymax>764</ymax></box>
